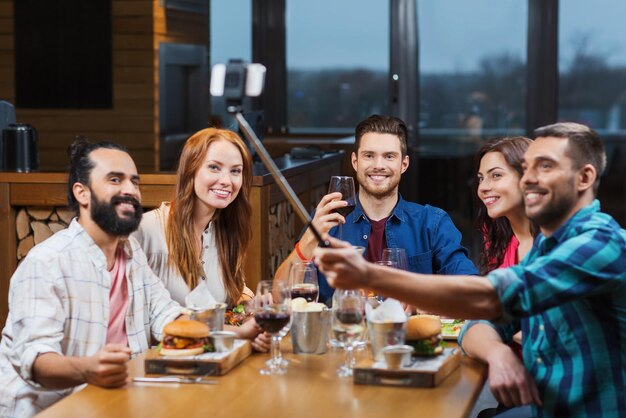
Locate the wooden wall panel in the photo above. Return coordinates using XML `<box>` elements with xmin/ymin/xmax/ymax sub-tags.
<box><xmin>0</xmin><ymin>0</ymin><xmax>15</xmax><ymax>101</ymax></box>
<box><xmin>0</xmin><ymin>0</ymin><xmax>157</xmax><ymax>172</ymax></box>
<box><xmin>0</xmin><ymin>0</ymin><xmax>13</xmax><ymax>102</ymax></box>
<box><xmin>0</xmin><ymin>0</ymin><xmax>210</xmax><ymax>172</ymax></box>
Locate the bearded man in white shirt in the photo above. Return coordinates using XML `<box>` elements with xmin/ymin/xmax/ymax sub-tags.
<box><xmin>0</xmin><ymin>138</ymin><xmax>182</xmax><ymax>417</ymax></box>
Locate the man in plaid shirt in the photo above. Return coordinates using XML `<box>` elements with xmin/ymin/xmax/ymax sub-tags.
<box><xmin>0</xmin><ymin>139</ymin><xmax>182</xmax><ymax>417</ymax></box>
<box><xmin>315</xmin><ymin>122</ymin><xmax>626</xmax><ymax>417</ymax></box>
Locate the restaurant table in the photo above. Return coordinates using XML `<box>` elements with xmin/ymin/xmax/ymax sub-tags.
<box><xmin>37</xmin><ymin>342</ymin><xmax>486</xmax><ymax>418</ymax></box>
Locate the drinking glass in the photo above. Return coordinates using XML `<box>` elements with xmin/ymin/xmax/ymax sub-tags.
<box><xmin>288</xmin><ymin>261</ymin><xmax>319</xmax><ymax>302</ymax></box>
<box><xmin>329</xmin><ymin>245</ymin><xmax>366</xmax><ymax>350</ymax></box>
<box><xmin>352</xmin><ymin>245</ymin><xmax>366</xmax><ymax>256</ymax></box>
<box><xmin>371</xmin><ymin>260</ymin><xmax>396</xmax><ymax>303</ymax></box>
<box><xmin>332</xmin><ymin>289</ymin><xmax>366</xmax><ymax>377</ymax></box>
<box><xmin>254</xmin><ymin>280</ymin><xmax>291</xmax><ymax>375</ymax></box>
<box><xmin>266</xmin><ymin>316</ymin><xmax>292</xmax><ymax>369</ymax></box>
<box><xmin>327</xmin><ymin>176</ymin><xmax>356</xmax><ymax>239</ymax></box>
<box><xmin>381</xmin><ymin>248</ymin><xmax>408</xmax><ymax>271</ymax></box>
<box><xmin>375</xmin><ymin>260</ymin><xmax>397</xmax><ymax>269</ymax></box>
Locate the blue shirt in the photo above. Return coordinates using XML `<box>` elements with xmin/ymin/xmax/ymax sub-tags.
<box><xmin>313</xmin><ymin>194</ymin><xmax>478</xmax><ymax>303</ymax></box>
<box><xmin>460</xmin><ymin>200</ymin><xmax>626</xmax><ymax>418</ymax></box>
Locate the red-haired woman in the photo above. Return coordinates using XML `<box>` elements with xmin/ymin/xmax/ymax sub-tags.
<box><xmin>134</xmin><ymin>128</ymin><xmax>269</xmax><ymax>351</ymax></box>
<box><xmin>460</xmin><ymin>137</ymin><xmax>539</xmax><ymax>416</ymax></box>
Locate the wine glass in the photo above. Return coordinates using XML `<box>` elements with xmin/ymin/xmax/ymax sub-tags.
<box><xmin>381</xmin><ymin>248</ymin><xmax>408</xmax><ymax>271</ymax></box>
<box><xmin>254</xmin><ymin>280</ymin><xmax>291</xmax><ymax>375</ymax></box>
<box><xmin>332</xmin><ymin>289</ymin><xmax>366</xmax><ymax>377</ymax></box>
<box><xmin>288</xmin><ymin>261</ymin><xmax>319</xmax><ymax>302</ymax></box>
<box><xmin>327</xmin><ymin>176</ymin><xmax>356</xmax><ymax>239</ymax></box>
<box><xmin>371</xmin><ymin>260</ymin><xmax>396</xmax><ymax>303</ymax></box>
<box><xmin>266</xmin><ymin>316</ymin><xmax>292</xmax><ymax>369</ymax></box>
<box><xmin>329</xmin><ymin>245</ymin><xmax>366</xmax><ymax>350</ymax></box>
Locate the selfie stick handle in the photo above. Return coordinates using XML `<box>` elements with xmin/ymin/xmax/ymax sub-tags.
<box><xmin>234</xmin><ymin>111</ymin><xmax>330</xmax><ymax>248</ymax></box>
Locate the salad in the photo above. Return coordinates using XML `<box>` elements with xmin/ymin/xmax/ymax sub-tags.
<box><xmin>440</xmin><ymin>319</ymin><xmax>465</xmax><ymax>338</ymax></box>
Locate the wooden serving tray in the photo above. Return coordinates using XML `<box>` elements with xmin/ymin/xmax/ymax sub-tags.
<box><xmin>353</xmin><ymin>347</ymin><xmax>461</xmax><ymax>388</ymax></box>
<box><xmin>144</xmin><ymin>339</ymin><xmax>251</xmax><ymax>376</ymax></box>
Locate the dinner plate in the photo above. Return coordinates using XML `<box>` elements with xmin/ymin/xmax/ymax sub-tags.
<box><xmin>440</xmin><ymin>319</ymin><xmax>465</xmax><ymax>340</ymax></box>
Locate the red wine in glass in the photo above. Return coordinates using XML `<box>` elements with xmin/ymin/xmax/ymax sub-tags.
<box><xmin>254</xmin><ymin>311</ymin><xmax>291</xmax><ymax>334</ymax></box>
<box><xmin>328</xmin><ymin>176</ymin><xmax>356</xmax><ymax>239</ymax></box>
<box><xmin>335</xmin><ymin>308</ymin><xmax>363</xmax><ymax>325</ymax></box>
<box><xmin>333</xmin><ymin>204</ymin><xmax>356</xmax><ymax>218</ymax></box>
<box><xmin>290</xmin><ymin>283</ymin><xmax>319</xmax><ymax>302</ymax></box>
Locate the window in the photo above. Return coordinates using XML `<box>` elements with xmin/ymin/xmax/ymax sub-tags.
<box><xmin>558</xmin><ymin>0</ymin><xmax>626</xmax><ymax>137</ymax></box>
<box><xmin>14</xmin><ymin>0</ymin><xmax>112</xmax><ymax>108</ymax></box>
<box><xmin>559</xmin><ymin>0</ymin><xmax>626</xmax><ymax>224</ymax></box>
<box><xmin>286</xmin><ymin>0</ymin><xmax>389</xmax><ymax>132</ymax></box>
<box><xmin>415</xmin><ymin>0</ymin><xmax>528</xmax><ymax>256</ymax></box>
<box><xmin>209</xmin><ymin>0</ymin><xmax>252</xmax><ymax>129</ymax></box>
<box><xmin>418</xmin><ymin>0</ymin><xmax>527</xmax><ymax>141</ymax></box>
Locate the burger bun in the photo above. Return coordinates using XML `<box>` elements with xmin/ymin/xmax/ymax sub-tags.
<box><xmin>159</xmin><ymin>346</ymin><xmax>205</xmax><ymax>357</ymax></box>
<box><xmin>163</xmin><ymin>319</ymin><xmax>209</xmax><ymax>338</ymax></box>
<box><xmin>406</xmin><ymin>315</ymin><xmax>441</xmax><ymax>340</ymax></box>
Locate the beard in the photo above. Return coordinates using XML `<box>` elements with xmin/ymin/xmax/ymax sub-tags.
<box><xmin>91</xmin><ymin>193</ymin><xmax>143</xmax><ymax>236</ymax></box>
<box><xmin>525</xmin><ymin>178</ymin><xmax>577</xmax><ymax>228</ymax></box>
<box><xmin>356</xmin><ymin>170</ymin><xmax>401</xmax><ymax>200</ymax></box>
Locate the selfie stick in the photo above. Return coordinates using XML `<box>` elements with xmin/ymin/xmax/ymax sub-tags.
<box><xmin>231</xmin><ymin>110</ymin><xmax>330</xmax><ymax>248</ymax></box>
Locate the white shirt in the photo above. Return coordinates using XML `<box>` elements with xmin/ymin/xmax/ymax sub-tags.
<box><xmin>132</xmin><ymin>202</ymin><xmax>227</xmax><ymax>305</ymax></box>
<box><xmin>0</xmin><ymin>219</ymin><xmax>182</xmax><ymax>417</ymax></box>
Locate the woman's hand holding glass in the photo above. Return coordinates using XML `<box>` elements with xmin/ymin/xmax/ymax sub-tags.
<box><xmin>254</xmin><ymin>280</ymin><xmax>291</xmax><ymax>375</ymax></box>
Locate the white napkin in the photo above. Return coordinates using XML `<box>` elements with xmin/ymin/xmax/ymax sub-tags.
<box><xmin>185</xmin><ymin>280</ymin><xmax>218</xmax><ymax>309</ymax></box>
<box><xmin>366</xmin><ymin>298</ymin><xmax>407</xmax><ymax>323</ymax></box>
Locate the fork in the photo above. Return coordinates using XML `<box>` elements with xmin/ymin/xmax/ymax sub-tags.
<box><xmin>132</xmin><ymin>376</ymin><xmax>218</xmax><ymax>385</ymax></box>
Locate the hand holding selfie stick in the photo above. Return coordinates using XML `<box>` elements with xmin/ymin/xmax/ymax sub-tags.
<box><xmin>211</xmin><ymin>60</ymin><xmax>329</xmax><ymax>247</ymax></box>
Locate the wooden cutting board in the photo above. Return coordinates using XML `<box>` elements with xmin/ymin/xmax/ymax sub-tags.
<box><xmin>353</xmin><ymin>347</ymin><xmax>461</xmax><ymax>387</ymax></box>
<box><xmin>144</xmin><ymin>339</ymin><xmax>251</xmax><ymax>376</ymax></box>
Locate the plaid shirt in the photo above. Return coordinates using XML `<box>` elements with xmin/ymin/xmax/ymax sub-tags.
<box><xmin>0</xmin><ymin>219</ymin><xmax>181</xmax><ymax>417</ymax></box>
<box><xmin>461</xmin><ymin>200</ymin><xmax>626</xmax><ymax>417</ymax></box>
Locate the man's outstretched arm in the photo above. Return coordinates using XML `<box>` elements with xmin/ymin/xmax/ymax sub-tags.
<box><xmin>314</xmin><ymin>237</ymin><xmax>502</xmax><ymax>320</ymax></box>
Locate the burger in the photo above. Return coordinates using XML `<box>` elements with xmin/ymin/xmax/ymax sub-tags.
<box><xmin>159</xmin><ymin>320</ymin><xmax>212</xmax><ymax>356</ymax></box>
<box><xmin>406</xmin><ymin>315</ymin><xmax>444</xmax><ymax>356</ymax></box>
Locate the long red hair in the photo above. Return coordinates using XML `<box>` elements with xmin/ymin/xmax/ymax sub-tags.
<box><xmin>166</xmin><ymin>128</ymin><xmax>253</xmax><ymax>306</ymax></box>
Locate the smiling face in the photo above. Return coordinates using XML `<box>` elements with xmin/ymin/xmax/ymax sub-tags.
<box><xmin>477</xmin><ymin>151</ymin><xmax>524</xmax><ymax>220</ymax></box>
<box><xmin>351</xmin><ymin>132</ymin><xmax>409</xmax><ymax>199</ymax></box>
<box><xmin>521</xmin><ymin>136</ymin><xmax>580</xmax><ymax>234</ymax></box>
<box><xmin>193</xmin><ymin>139</ymin><xmax>244</xmax><ymax>218</ymax></box>
<box><xmin>84</xmin><ymin>148</ymin><xmax>143</xmax><ymax>236</ymax></box>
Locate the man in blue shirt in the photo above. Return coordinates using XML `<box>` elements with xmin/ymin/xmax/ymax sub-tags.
<box><xmin>275</xmin><ymin>114</ymin><xmax>477</xmax><ymax>304</ymax></box>
<box><xmin>315</xmin><ymin>122</ymin><xmax>626</xmax><ymax>418</ymax></box>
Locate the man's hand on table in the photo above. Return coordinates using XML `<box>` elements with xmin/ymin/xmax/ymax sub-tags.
<box><xmin>79</xmin><ymin>344</ymin><xmax>131</xmax><ymax>388</ymax></box>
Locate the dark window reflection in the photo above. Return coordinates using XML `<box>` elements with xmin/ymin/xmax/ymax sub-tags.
<box><xmin>559</xmin><ymin>0</ymin><xmax>626</xmax><ymax>225</ymax></box>
<box><xmin>209</xmin><ymin>0</ymin><xmax>252</xmax><ymax>130</ymax></box>
<box><xmin>417</xmin><ymin>0</ymin><xmax>528</xmax><ymax>258</ymax></box>
<box><xmin>286</xmin><ymin>0</ymin><xmax>389</xmax><ymax>131</ymax></box>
